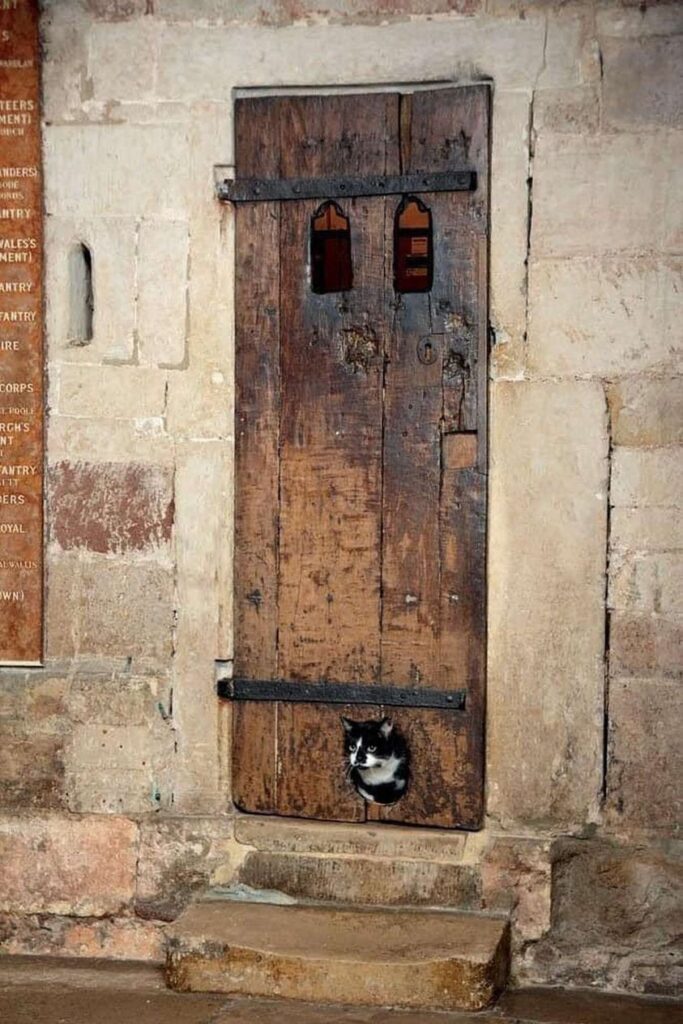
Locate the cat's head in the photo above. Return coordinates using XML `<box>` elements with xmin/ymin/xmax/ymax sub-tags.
<box><xmin>341</xmin><ymin>716</ymin><xmax>394</xmax><ymax>769</ymax></box>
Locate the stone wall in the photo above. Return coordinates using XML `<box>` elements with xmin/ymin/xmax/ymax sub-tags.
<box><xmin>0</xmin><ymin>0</ymin><xmax>680</xmax><ymax>997</ymax></box>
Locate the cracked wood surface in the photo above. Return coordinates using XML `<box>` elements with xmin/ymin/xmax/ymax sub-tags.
<box><xmin>233</xmin><ymin>88</ymin><xmax>489</xmax><ymax>828</ymax></box>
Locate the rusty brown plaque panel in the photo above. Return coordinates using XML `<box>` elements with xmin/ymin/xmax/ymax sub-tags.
<box><xmin>0</xmin><ymin>0</ymin><xmax>43</xmax><ymax>664</ymax></box>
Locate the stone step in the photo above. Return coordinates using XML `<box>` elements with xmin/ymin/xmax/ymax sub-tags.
<box><xmin>165</xmin><ymin>898</ymin><xmax>510</xmax><ymax>1012</ymax></box>
<box><xmin>237</xmin><ymin>848</ymin><xmax>481</xmax><ymax>908</ymax></box>
<box><xmin>231</xmin><ymin>814</ymin><xmax>485</xmax><ymax>909</ymax></box>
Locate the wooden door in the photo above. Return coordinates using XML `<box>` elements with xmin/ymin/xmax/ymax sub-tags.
<box><xmin>231</xmin><ymin>87</ymin><xmax>489</xmax><ymax>829</ymax></box>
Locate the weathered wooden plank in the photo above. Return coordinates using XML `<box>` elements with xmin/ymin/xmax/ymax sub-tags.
<box><xmin>409</xmin><ymin>86</ymin><xmax>489</xmax><ymax>434</ymax></box>
<box><xmin>380</xmin><ymin>287</ymin><xmax>443</xmax><ymax>687</ymax></box>
<box><xmin>371</xmin><ymin>708</ymin><xmax>480</xmax><ymax>828</ymax></box>
<box><xmin>376</xmin><ymin>86</ymin><xmax>489</xmax><ymax>827</ymax></box>
<box><xmin>276</xmin><ymin>702</ymin><xmax>368</xmax><ymax>822</ymax></box>
<box><xmin>274</xmin><ymin>94</ymin><xmax>398</xmax><ymax>820</ymax></box>
<box><xmin>232</xmin><ymin>98</ymin><xmax>282</xmax><ymax>812</ymax></box>
<box><xmin>233</xmin><ymin>89</ymin><xmax>489</xmax><ymax>828</ymax></box>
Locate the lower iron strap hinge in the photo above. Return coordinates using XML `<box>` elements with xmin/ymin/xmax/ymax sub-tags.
<box><xmin>217</xmin><ymin>677</ymin><xmax>466</xmax><ymax>711</ymax></box>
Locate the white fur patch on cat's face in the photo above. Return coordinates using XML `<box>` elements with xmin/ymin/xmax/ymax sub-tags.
<box><xmin>359</xmin><ymin>754</ymin><xmax>402</xmax><ymax>785</ymax></box>
<box><xmin>348</xmin><ymin>738</ymin><xmax>387</xmax><ymax>769</ymax></box>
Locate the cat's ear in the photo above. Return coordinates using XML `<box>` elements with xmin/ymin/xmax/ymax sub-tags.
<box><xmin>379</xmin><ymin>717</ymin><xmax>393</xmax><ymax>738</ymax></box>
<box><xmin>341</xmin><ymin>716</ymin><xmax>354</xmax><ymax>733</ymax></box>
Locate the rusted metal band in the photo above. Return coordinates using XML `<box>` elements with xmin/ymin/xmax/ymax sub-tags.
<box><xmin>217</xmin><ymin>677</ymin><xmax>467</xmax><ymax>710</ymax></box>
<box><xmin>216</xmin><ymin>170</ymin><xmax>477</xmax><ymax>204</ymax></box>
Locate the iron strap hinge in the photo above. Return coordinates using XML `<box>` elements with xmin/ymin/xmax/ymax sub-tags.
<box><xmin>216</xmin><ymin>170</ymin><xmax>477</xmax><ymax>204</ymax></box>
<box><xmin>217</xmin><ymin>677</ymin><xmax>467</xmax><ymax>711</ymax></box>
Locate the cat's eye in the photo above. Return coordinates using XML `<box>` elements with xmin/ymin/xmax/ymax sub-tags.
<box><xmin>367</xmin><ymin>745</ymin><xmax>376</xmax><ymax>752</ymax></box>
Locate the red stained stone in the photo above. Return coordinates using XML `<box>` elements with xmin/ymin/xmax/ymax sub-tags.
<box><xmin>48</xmin><ymin>461</ymin><xmax>174</xmax><ymax>554</ymax></box>
<box><xmin>0</xmin><ymin>815</ymin><xmax>138</xmax><ymax>916</ymax></box>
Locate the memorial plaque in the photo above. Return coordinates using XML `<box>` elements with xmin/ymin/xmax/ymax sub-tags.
<box><xmin>0</xmin><ymin>0</ymin><xmax>43</xmax><ymax>663</ymax></box>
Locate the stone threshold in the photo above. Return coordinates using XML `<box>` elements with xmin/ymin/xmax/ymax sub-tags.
<box><xmin>0</xmin><ymin>955</ymin><xmax>680</xmax><ymax>1024</ymax></box>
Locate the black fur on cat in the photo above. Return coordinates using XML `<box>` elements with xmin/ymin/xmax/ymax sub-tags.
<box><xmin>341</xmin><ymin>716</ymin><xmax>410</xmax><ymax>805</ymax></box>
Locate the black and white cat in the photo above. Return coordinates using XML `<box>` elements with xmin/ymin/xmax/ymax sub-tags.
<box><xmin>341</xmin><ymin>716</ymin><xmax>410</xmax><ymax>805</ymax></box>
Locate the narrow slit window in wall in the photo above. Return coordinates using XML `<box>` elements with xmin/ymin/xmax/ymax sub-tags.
<box><xmin>68</xmin><ymin>242</ymin><xmax>94</xmax><ymax>344</ymax></box>
<box><xmin>311</xmin><ymin>200</ymin><xmax>353</xmax><ymax>294</ymax></box>
<box><xmin>394</xmin><ymin>196</ymin><xmax>433</xmax><ymax>293</ymax></box>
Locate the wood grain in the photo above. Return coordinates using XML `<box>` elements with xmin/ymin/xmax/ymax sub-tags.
<box><xmin>232</xmin><ymin>87</ymin><xmax>490</xmax><ymax>828</ymax></box>
<box><xmin>380</xmin><ymin>283</ymin><xmax>442</xmax><ymax>687</ymax></box>
<box><xmin>375</xmin><ymin>86</ymin><xmax>490</xmax><ymax>827</ymax></box>
<box><xmin>275</xmin><ymin>95</ymin><xmax>397</xmax><ymax>820</ymax></box>
<box><xmin>232</xmin><ymin>98</ymin><xmax>282</xmax><ymax>812</ymax></box>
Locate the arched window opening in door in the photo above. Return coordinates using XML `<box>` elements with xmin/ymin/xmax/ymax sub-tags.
<box><xmin>311</xmin><ymin>200</ymin><xmax>353</xmax><ymax>294</ymax></box>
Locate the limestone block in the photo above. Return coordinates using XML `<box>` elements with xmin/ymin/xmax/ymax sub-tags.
<box><xmin>48</xmin><ymin>460</ymin><xmax>174</xmax><ymax>554</ymax></box>
<box><xmin>89</xmin><ymin>0</ymin><xmax>149</xmax><ymax>16</ymax></box>
<box><xmin>234</xmin><ymin>814</ymin><xmax>468</xmax><ymax>861</ymax></box>
<box><xmin>184</xmin><ymin>208</ymin><xmax>234</xmax><ymax>371</ymax></box>
<box><xmin>166</xmin><ymin>900</ymin><xmax>510</xmax><ymax>1012</ymax></box>
<box><xmin>534</xmin><ymin>87</ymin><xmax>599</xmax><ymax>135</ymax></box>
<box><xmin>89</xmin><ymin>21</ymin><xmax>157</xmax><ymax>102</ymax></box>
<box><xmin>608</xmin><ymin>377</ymin><xmax>683</xmax><ymax>448</ymax></box>
<box><xmin>237</xmin><ymin>849</ymin><xmax>481</xmax><ymax>909</ymax></box>
<box><xmin>489</xmin><ymin>90</ymin><xmax>531</xmax><ymax>370</ymax></box>
<box><xmin>531</xmin><ymin>132</ymin><xmax>682</xmax><ymax>257</ymax></box>
<box><xmin>57</xmin><ymin>364</ymin><xmax>168</xmax><ymax>420</ymax></box>
<box><xmin>64</xmin><ymin>723</ymin><xmax>172</xmax><ymax>773</ymax></box>
<box><xmin>157</xmin><ymin>0</ymin><xmax>485</xmax><ymax>22</ymax></box>
<box><xmin>528</xmin><ymin>256</ymin><xmax>682</xmax><ymax>377</ymax></box>
<box><xmin>609</xmin><ymin>552</ymin><xmax>683</xmax><ymax>615</ymax></box>
<box><xmin>136</xmin><ymin>817</ymin><xmax>236</xmax><ymax>921</ymax></box>
<box><xmin>0</xmin><ymin>815</ymin><xmax>138</xmax><ymax>916</ymax></box>
<box><xmin>602</xmin><ymin>37</ymin><xmax>683</xmax><ymax>130</ymax></box>
<box><xmin>527</xmin><ymin>837</ymin><xmax>683</xmax><ymax>994</ymax></box>
<box><xmin>607</xmin><ymin>677</ymin><xmax>682</xmax><ymax>830</ymax></box>
<box><xmin>0</xmin><ymin>672</ymin><xmax>69</xmax><ymax>732</ymax></box>
<box><xmin>46</xmin><ymin>552</ymin><xmax>174</xmax><ymax>663</ymax></box>
<box><xmin>188</xmin><ymin>102</ymin><xmax>233</xmax><ymax>215</ymax></box>
<box><xmin>138</xmin><ymin>220</ymin><xmax>189</xmax><ymax>367</ymax></box>
<box><xmin>65</xmin><ymin>770</ymin><xmax>172</xmax><ymax>815</ymax></box>
<box><xmin>44</xmin><ymin>125</ymin><xmax>190</xmax><ymax>219</ymax></box>
<box><xmin>165</xmin><ymin>368</ymin><xmax>232</xmax><ymax>440</ymax></box>
<box><xmin>610</xmin><ymin>614</ymin><xmax>682</xmax><ymax>679</ymax></box>
<box><xmin>552</xmin><ymin>837</ymin><xmax>683</xmax><ymax>947</ymax></box>
<box><xmin>596</xmin><ymin>3</ymin><xmax>683</xmax><ymax>38</ymax></box>
<box><xmin>536</xmin><ymin>15</ymin><xmax>584</xmax><ymax>89</ymax></box>
<box><xmin>480</xmin><ymin>837</ymin><xmax>552</xmax><ymax>942</ymax></box>
<box><xmin>46</xmin><ymin>216</ymin><xmax>137</xmax><ymax>363</ymax></box>
<box><xmin>63</xmin><ymin>721</ymin><xmax>174</xmax><ymax>814</ymax></box>
<box><xmin>155</xmin><ymin>19</ymin><xmax>546</xmax><ymax>104</ymax></box>
<box><xmin>487</xmin><ymin>381</ymin><xmax>608</xmax><ymax>827</ymax></box>
<box><xmin>0</xmin><ymin>734</ymin><xmax>64</xmax><ymax>811</ymax></box>
<box><xmin>48</xmin><ymin>414</ymin><xmax>174</xmax><ymax>466</ymax></box>
<box><xmin>41</xmin><ymin>19</ymin><xmax>88</xmax><ymax>124</ymax></box>
<box><xmin>0</xmin><ymin>913</ymin><xmax>164</xmax><ymax>961</ymax></box>
<box><xmin>68</xmin><ymin>673</ymin><xmax>170</xmax><ymax>727</ymax></box>
<box><xmin>55</xmin><ymin>672</ymin><xmax>172</xmax><ymax>816</ymax></box>
<box><xmin>171</xmin><ymin>442</ymin><xmax>233</xmax><ymax>812</ymax></box>
<box><xmin>611</xmin><ymin>507</ymin><xmax>683</xmax><ymax>553</ymax></box>
<box><xmin>184</xmin><ymin>104</ymin><xmax>234</xmax><ymax>370</ymax></box>
<box><xmin>611</xmin><ymin>448</ymin><xmax>682</xmax><ymax>508</ymax></box>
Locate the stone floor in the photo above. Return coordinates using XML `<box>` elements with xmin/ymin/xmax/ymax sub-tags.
<box><xmin>0</xmin><ymin>957</ymin><xmax>680</xmax><ymax>1024</ymax></box>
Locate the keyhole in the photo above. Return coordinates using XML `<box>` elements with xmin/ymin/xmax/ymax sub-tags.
<box><xmin>417</xmin><ymin>336</ymin><xmax>438</xmax><ymax>365</ymax></box>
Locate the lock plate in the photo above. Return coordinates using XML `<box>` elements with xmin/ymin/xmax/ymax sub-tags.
<box><xmin>417</xmin><ymin>336</ymin><xmax>439</xmax><ymax>365</ymax></box>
